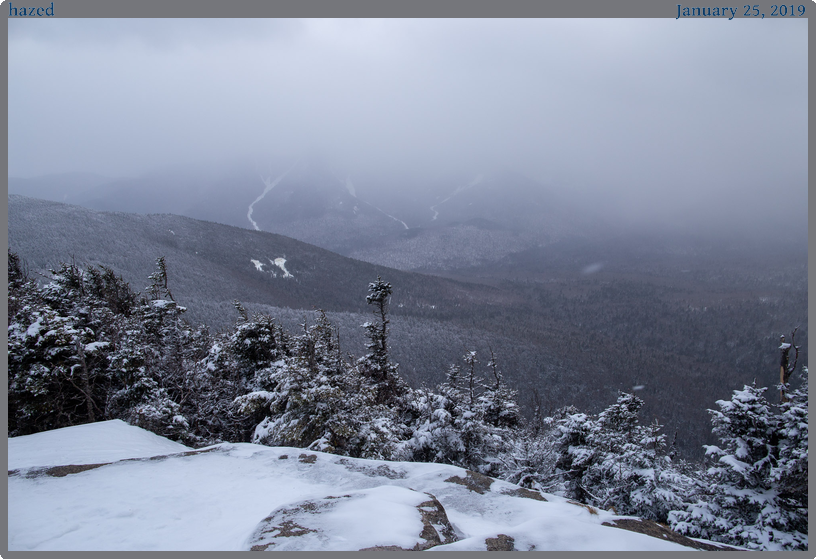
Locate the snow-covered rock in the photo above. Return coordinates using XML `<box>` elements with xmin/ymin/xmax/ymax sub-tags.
<box><xmin>7</xmin><ymin>419</ymin><xmax>190</xmax><ymax>470</ymax></box>
<box><xmin>246</xmin><ymin>483</ymin><xmax>457</xmax><ymax>551</ymax></box>
<box><xmin>8</xmin><ymin>421</ymin><xmax>735</xmax><ymax>551</ymax></box>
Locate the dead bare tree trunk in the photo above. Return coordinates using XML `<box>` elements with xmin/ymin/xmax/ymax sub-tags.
<box><xmin>779</xmin><ymin>327</ymin><xmax>800</xmax><ymax>403</ymax></box>
<box><xmin>73</xmin><ymin>337</ymin><xmax>96</xmax><ymax>422</ymax></box>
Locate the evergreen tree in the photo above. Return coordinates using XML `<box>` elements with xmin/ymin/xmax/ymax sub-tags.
<box><xmin>235</xmin><ymin>312</ymin><xmax>356</xmax><ymax>451</ymax></box>
<box><xmin>478</xmin><ymin>350</ymin><xmax>521</xmax><ymax>429</ymax></box>
<box><xmin>552</xmin><ymin>406</ymin><xmax>596</xmax><ymax>503</ymax></box>
<box><xmin>213</xmin><ymin>310</ymin><xmax>293</xmax><ymax>443</ymax></box>
<box><xmin>552</xmin><ymin>393</ymin><xmax>699</xmax><ymax>522</ymax></box>
<box><xmin>9</xmin><ymin>260</ymin><xmax>120</xmax><ymax>435</ymax></box>
<box><xmin>357</xmin><ymin>277</ymin><xmax>409</xmax><ymax>408</ymax></box>
<box><xmin>364</xmin><ymin>276</ymin><xmax>391</xmax><ymax>372</ymax></box>
<box><xmin>499</xmin><ymin>392</ymin><xmax>563</xmax><ymax>493</ymax></box>
<box><xmin>7</xmin><ymin>253</ymin><xmax>203</xmax><ymax>443</ymax></box>
<box><xmin>8</xmin><ymin>249</ymin><xmax>32</xmax><ymax>320</ymax></box>
<box><xmin>394</xmin><ymin>367</ymin><xmax>468</xmax><ymax>466</ymax></box>
<box><xmin>669</xmin><ymin>382</ymin><xmax>807</xmax><ymax>550</ymax></box>
<box><xmin>231</xmin><ymin>309</ymin><xmax>401</xmax><ymax>458</ymax></box>
<box><xmin>104</xmin><ymin>259</ymin><xmax>199</xmax><ymax>443</ymax></box>
<box><xmin>773</xmin><ymin>366</ymin><xmax>808</xmax><ymax>531</ymax></box>
<box><xmin>395</xmin><ymin>351</ymin><xmax>517</xmax><ymax>474</ymax></box>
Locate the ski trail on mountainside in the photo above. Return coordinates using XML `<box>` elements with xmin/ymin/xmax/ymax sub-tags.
<box><xmin>430</xmin><ymin>174</ymin><xmax>483</xmax><ymax>221</ymax></box>
<box><xmin>247</xmin><ymin>159</ymin><xmax>300</xmax><ymax>231</ymax></box>
<box><xmin>341</xmin><ymin>176</ymin><xmax>409</xmax><ymax>230</ymax></box>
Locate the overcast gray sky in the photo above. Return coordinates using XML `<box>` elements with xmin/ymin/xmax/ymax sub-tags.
<box><xmin>8</xmin><ymin>18</ymin><xmax>808</xmax><ymax>231</ymax></box>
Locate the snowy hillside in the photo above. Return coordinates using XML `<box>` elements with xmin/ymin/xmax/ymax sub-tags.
<box><xmin>8</xmin><ymin>421</ymin><xmax>739</xmax><ymax>551</ymax></box>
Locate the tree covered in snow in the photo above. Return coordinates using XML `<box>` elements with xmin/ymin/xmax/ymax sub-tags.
<box><xmin>773</xmin><ymin>366</ymin><xmax>808</xmax><ymax>527</ymax></box>
<box><xmin>356</xmin><ymin>276</ymin><xmax>410</xmax><ymax>409</ymax></box>
<box><xmin>394</xmin><ymin>351</ymin><xmax>519</xmax><ymax>475</ymax></box>
<box><xmin>8</xmin><ymin>253</ymin><xmax>203</xmax><ymax>443</ymax></box>
<box><xmin>479</xmin><ymin>350</ymin><xmax>522</xmax><ymax>430</ymax></box>
<box><xmin>231</xmin><ymin>302</ymin><xmax>414</xmax><ymax>460</ymax></box>
<box><xmin>102</xmin><ymin>258</ymin><xmax>206</xmax><ymax>444</ymax></box>
<box><xmin>497</xmin><ymin>389</ymin><xmax>563</xmax><ymax>493</ymax></box>
<box><xmin>394</xmin><ymin>364</ymin><xmax>470</xmax><ymax>467</ymax></box>
<box><xmin>550</xmin><ymin>392</ymin><xmax>701</xmax><ymax>523</ymax></box>
<box><xmin>9</xmin><ymin>259</ymin><xmax>126</xmax><ymax>434</ymax></box>
<box><xmin>234</xmin><ymin>311</ymin><xmax>357</xmax><ymax>450</ymax></box>
<box><xmin>669</xmin><ymin>378</ymin><xmax>808</xmax><ymax>550</ymax></box>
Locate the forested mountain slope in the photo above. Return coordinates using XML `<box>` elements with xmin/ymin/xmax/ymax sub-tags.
<box><xmin>8</xmin><ymin>194</ymin><xmax>807</xmax><ymax>461</ymax></box>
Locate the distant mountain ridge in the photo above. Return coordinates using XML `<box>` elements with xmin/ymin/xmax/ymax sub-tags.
<box><xmin>7</xmin><ymin>195</ymin><xmax>496</xmax><ymax>325</ymax></box>
<box><xmin>9</xmin><ymin>158</ymin><xmax>603</xmax><ymax>272</ymax></box>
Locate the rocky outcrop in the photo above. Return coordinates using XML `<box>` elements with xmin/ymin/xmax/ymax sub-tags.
<box><xmin>246</xmin><ymin>487</ymin><xmax>458</xmax><ymax>551</ymax></box>
<box><xmin>485</xmin><ymin>534</ymin><xmax>515</xmax><ymax>551</ymax></box>
<box><xmin>443</xmin><ymin>470</ymin><xmax>494</xmax><ymax>494</ymax></box>
<box><xmin>601</xmin><ymin>518</ymin><xmax>740</xmax><ymax>551</ymax></box>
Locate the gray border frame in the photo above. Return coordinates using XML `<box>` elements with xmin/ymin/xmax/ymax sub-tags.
<box><xmin>10</xmin><ymin>0</ymin><xmax>811</xmax><ymax>18</ymax></box>
<box><xmin>4</xmin><ymin>1</ymin><xmax>811</xmax><ymax>558</ymax></box>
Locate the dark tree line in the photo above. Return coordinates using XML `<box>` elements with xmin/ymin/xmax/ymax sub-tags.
<box><xmin>7</xmin><ymin>251</ymin><xmax>807</xmax><ymax>550</ymax></box>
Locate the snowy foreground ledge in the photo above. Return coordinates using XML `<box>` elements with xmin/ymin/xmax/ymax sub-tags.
<box><xmin>9</xmin><ymin>420</ymin><xmax>739</xmax><ymax>551</ymax></box>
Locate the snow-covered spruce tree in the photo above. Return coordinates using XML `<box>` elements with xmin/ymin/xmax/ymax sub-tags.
<box><xmin>457</xmin><ymin>351</ymin><xmax>506</xmax><ymax>471</ymax></box>
<box><xmin>104</xmin><ymin>258</ymin><xmax>200</xmax><ymax>443</ymax></box>
<box><xmin>470</xmin><ymin>351</ymin><xmax>522</xmax><ymax>474</ymax></box>
<box><xmin>357</xmin><ymin>276</ymin><xmax>410</xmax><ymax>408</ymax></box>
<box><xmin>179</xmin><ymin>307</ymin><xmax>287</xmax><ymax>445</ymax></box>
<box><xmin>7</xmin><ymin>255</ymin><xmax>198</xmax><ymax>441</ymax></box>
<box><xmin>772</xmin><ymin>366</ymin><xmax>808</xmax><ymax>538</ymax></box>
<box><xmin>233</xmin><ymin>277</ymin><xmax>420</xmax><ymax>461</ymax></box>
<box><xmin>499</xmin><ymin>389</ymin><xmax>563</xmax><ymax>493</ymax></box>
<box><xmin>394</xmin><ymin>365</ymin><xmax>468</xmax><ymax>466</ymax></box>
<box><xmin>85</xmin><ymin>264</ymin><xmax>139</xmax><ymax>317</ymax></box>
<box><xmin>140</xmin><ymin>257</ymin><xmax>190</xmax><ymax>394</ymax></box>
<box><xmin>552</xmin><ymin>405</ymin><xmax>597</xmax><ymax>504</ymax></box>
<box><xmin>479</xmin><ymin>349</ymin><xmax>521</xmax><ymax>430</ymax></box>
<box><xmin>341</xmin><ymin>277</ymin><xmax>413</xmax><ymax>459</ymax></box>
<box><xmin>234</xmin><ymin>311</ymin><xmax>365</xmax><ymax>453</ymax></box>
<box><xmin>8</xmin><ymin>250</ymin><xmax>47</xmax><ymax>434</ymax></box>
<box><xmin>8</xmin><ymin>259</ymin><xmax>123</xmax><ymax>435</ymax></box>
<box><xmin>552</xmin><ymin>392</ymin><xmax>699</xmax><ymax>522</ymax></box>
<box><xmin>208</xmin><ymin>308</ymin><xmax>292</xmax><ymax>442</ymax></box>
<box><xmin>228</xmin><ymin>308</ymin><xmax>399</xmax><ymax>459</ymax></box>
<box><xmin>9</xmin><ymin>304</ymin><xmax>94</xmax><ymax>434</ymax></box>
<box><xmin>8</xmin><ymin>249</ymin><xmax>33</xmax><ymax>320</ymax></box>
<box><xmin>395</xmin><ymin>351</ymin><xmax>517</xmax><ymax>474</ymax></box>
<box><xmin>669</xmin><ymin>380</ymin><xmax>807</xmax><ymax>550</ymax></box>
<box><xmin>299</xmin><ymin>310</ymin><xmax>376</xmax><ymax>455</ymax></box>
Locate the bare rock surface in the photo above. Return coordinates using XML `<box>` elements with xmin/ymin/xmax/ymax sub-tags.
<box><xmin>485</xmin><ymin>534</ymin><xmax>515</xmax><ymax>551</ymax></box>
<box><xmin>443</xmin><ymin>470</ymin><xmax>494</xmax><ymax>494</ymax></box>
<box><xmin>601</xmin><ymin>518</ymin><xmax>741</xmax><ymax>551</ymax></box>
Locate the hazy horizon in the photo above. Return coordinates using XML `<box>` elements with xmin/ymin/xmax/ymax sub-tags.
<box><xmin>8</xmin><ymin>18</ymin><xmax>808</xmax><ymax>237</ymax></box>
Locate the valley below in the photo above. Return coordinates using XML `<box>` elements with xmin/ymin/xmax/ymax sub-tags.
<box><xmin>8</xmin><ymin>184</ymin><xmax>807</xmax><ymax>460</ymax></box>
